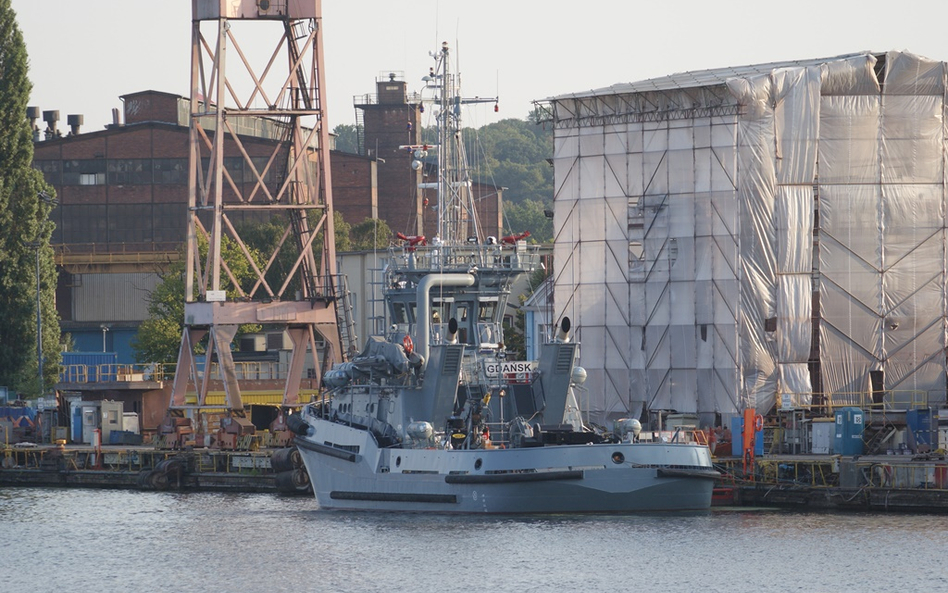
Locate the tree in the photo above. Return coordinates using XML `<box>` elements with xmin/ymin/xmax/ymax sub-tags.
<box><xmin>131</xmin><ymin>235</ymin><xmax>264</xmax><ymax>364</ymax></box>
<box><xmin>330</xmin><ymin>210</ymin><xmax>352</xmax><ymax>253</ymax></box>
<box><xmin>466</xmin><ymin>117</ymin><xmax>553</xmax><ymax>207</ymax></box>
<box><xmin>419</xmin><ymin>116</ymin><xmax>554</xmax><ymax>210</ymax></box>
<box><xmin>350</xmin><ymin>217</ymin><xmax>393</xmax><ymax>251</ymax></box>
<box><xmin>503</xmin><ymin>199</ymin><xmax>553</xmax><ymax>244</ymax></box>
<box><xmin>132</xmin><ymin>212</ymin><xmax>353</xmax><ymax>364</ymax></box>
<box><xmin>130</xmin><ymin>259</ymin><xmax>188</xmax><ymax>365</ymax></box>
<box><xmin>332</xmin><ymin>124</ymin><xmax>362</xmax><ymax>155</ymax></box>
<box><xmin>0</xmin><ymin>1</ymin><xmax>60</xmax><ymax>397</ymax></box>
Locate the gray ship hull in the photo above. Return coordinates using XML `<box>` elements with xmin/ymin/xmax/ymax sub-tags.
<box><xmin>295</xmin><ymin>418</ymin><xmax>717</xmax><ymax>513</ymax></box>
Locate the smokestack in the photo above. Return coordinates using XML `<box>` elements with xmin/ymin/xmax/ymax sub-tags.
<box><xmin>42</xmin><ymin>110</ymin><xmax>60</xmax><ymax>139</ymax></box>
<box><xmin>26</xmin><ymin>106</ymin><xmax>40</xmax><ymax>141</ymax></box>
<box><xmin>67</xmin><ymin>114</ymin><xmax>83</xmax><ymax>136</ymax></box>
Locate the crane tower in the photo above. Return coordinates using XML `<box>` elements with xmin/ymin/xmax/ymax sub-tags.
<box><xmin>169</xmin><ymin>0</ymin><xmax>343</xmax><ymax>412</ymax></box>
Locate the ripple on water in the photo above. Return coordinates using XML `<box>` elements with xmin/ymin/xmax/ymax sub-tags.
<box><xmin>1</xmin><ymin>489</ymin><xmax>946</xmax><ymax>592</ymax></box>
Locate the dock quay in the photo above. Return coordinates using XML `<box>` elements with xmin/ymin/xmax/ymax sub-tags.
<box><xmin>5</xmin><ymin>441</ymin><xmax>948</xmax><ymax>512</ymax></box>
<box><xmin>0</xmin><ymin>443</ymin><xmax>312</xmax><ymax>494</ymax></box>
<box><xmin>713</xmin><ymin>453</ymin><xmax>948</xmax><ymax>512</ymax></box>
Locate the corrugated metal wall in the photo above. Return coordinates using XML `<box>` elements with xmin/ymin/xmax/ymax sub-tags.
<box><xmin>72</xmin><ymin>273</ymin><xmax>160</xmax><ymax>322</ymax></box>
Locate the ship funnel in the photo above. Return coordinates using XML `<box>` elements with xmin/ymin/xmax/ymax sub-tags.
<box><xmin>446</xmin><ymin>318</ymin><xmax>459</xmax><ymax>344</ymax></box>
<box><xmin>555</xmin><ymin>317</ymin><xmax>571</xmax><ymax>343</ymax></box>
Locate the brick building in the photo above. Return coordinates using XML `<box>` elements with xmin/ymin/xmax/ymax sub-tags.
<box><xmin>33</xmin><ymin>77</ymin><xmax>503</xmax><ymax>364</ymax></box>
<box><xmin>32</xmin><ymin>90</ymin><xmax>374</xmax><ymax>361</ymax></box>
<box><xmin>354</xmin><ymin>73</ymin><xmax>502</xmax><ymax>240</ymax></box>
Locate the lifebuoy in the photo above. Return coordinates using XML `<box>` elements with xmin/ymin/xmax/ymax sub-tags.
<box><xmin>754</xmin><ymin>414</ymin><xmax>764</xmax><ymax>433</ymax></box>
<box><xmin>402</xmin><ymin>335</ymin><xmax>413</xmax><ymax>355</ymax></box>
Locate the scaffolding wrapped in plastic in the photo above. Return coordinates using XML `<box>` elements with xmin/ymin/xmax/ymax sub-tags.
<box><xmin>545</xmin><ymin>50</ymin><xmax>948</xmax><ymax>423</ymax></box>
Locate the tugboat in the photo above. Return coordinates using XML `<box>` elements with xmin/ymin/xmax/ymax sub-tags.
<box><xmin>291</xmin><ymin>42</ymin><xmax>718</xmax><ymax>513</ymax></box>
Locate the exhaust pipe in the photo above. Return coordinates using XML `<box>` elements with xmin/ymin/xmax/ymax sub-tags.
<box><xmin>555</xmin><ymin>317</ymin><xmax>571</xmax><ymax>343</ymax></box>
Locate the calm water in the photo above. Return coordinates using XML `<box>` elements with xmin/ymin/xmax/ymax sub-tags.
<box><xmin>1</xmin><ymin>487</ymin><xmax>946</xmax><ymax>593</ymax></box>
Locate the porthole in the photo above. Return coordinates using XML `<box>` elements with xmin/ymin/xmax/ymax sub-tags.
<box><xmin>474</xmin><ymin>458</ymin><xmax>483</xmax><ymax>470</ymax></box>
<box><xmin>395</xmin><ymin>456</ymin><xmax>401</xmax><ymax>467</ymax></box>
<box><xmin>611</xmin><ymin>452</ymin><xmax>625</xmax><ymax>464</ymax></box>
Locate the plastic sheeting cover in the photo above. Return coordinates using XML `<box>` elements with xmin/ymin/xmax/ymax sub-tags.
<box><xmin>551</xmin><ymin>50</ymin><xmax>948</xmax><ymax>423</ymax></box>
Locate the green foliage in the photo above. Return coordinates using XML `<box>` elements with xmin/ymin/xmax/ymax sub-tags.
<box><xmin>132</xmin><ymin>212</ymin><xmax>353</xmax><ymax>364</ymax></box>
<box><xmin>131</xmin><ymin>235</ymin><xmax>265</xmax><ymax>364</ymax></box>
<box><xmin>467</xmin><ymin>118</ymin><xmax>553</xmax><ymax>208</ymax></box>
<box><xmin>331</xmin><ymin>211</ymin><xmax>351</xmax><ymax>252</ymax></box>
<box><xmin>503</xmin><ymin>199</ymin><xmax>553</xmax><ymax>244</ymax></box>
<box><xmin>421</xmin><ymin>116</ymin><xmax>554</xmax><ymax>243</ymax></box>
<box><xmin>0</xmin><ymin>1</ymin><xmax>60</xmax><ymax>396</ymax></box>
<box><xmin>332</xmin><ymin>124</ymin><xmax>362</xmax><ymax>155</ymax></box>
<box><xmin>350</xmin><ymin>217</ymin><xmax>393</xmax><ymax>251</ymax></box>
<box><xmin>235</xmin><ymin>217</ymin><xmax>299</xmax><ymax>296</ymax></box>
<box><xmin>131</xmin><ymin>260</ymin><xmax>187</xmax><ymax>365</ymax></box>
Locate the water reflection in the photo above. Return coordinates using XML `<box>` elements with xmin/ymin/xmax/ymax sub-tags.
<box><xmin>2</xmin><ymin>488</ymin><xmax>946</xmax><ymax>592</ymax></box>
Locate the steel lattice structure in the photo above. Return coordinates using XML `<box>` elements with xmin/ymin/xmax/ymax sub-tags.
<box><xmin>170</xmin><ymin>0</ymin><xmax>342</xmax><ymax>411</ymax></box>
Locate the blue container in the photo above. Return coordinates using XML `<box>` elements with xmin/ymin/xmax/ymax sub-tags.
<box><xmin>61</xmin><ymin>352</ymin><xmax>119</xmax><ymax>382</ymax></box>
<box><xmin>906</xmin><ymin>409</ymin><xmax>935</xmax><ymax>448</ymax></box>
<box><xmin>834</xmin><ymin>407</ymin><xmax>864</xmax><ymax>456</ymax></box>
<box><xmin>730</xmin><ymin>415</ymin><xmax>764</xmax><ymax>457</ymax></box>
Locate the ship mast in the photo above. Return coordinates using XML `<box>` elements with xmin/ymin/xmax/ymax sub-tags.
<box><xmin>428</xmin><ymin>42</ymin><xmax>495</xmax><ymax>246</ymax></box>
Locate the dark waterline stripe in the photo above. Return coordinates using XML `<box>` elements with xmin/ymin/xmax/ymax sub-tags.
<box><xmin>445</xmin><ymin>470</ymin><xmax>584</xmax><ymax>484</ymax></box>
<box><xmin>330</xmin><ymin>491</ymin><xmax>458</xmax><ymax>504</ymax></box>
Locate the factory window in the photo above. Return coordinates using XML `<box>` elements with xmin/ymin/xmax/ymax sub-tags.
<box><xmin>109</xmin><ymin>204</ymin><xmax>153</xmax><ymax>243</ymax></box>
<box><xmin>62</xmin><ymin>159</ymin><xmax>106</xmax><ymax>185</ymax></box>
<box><xmin>153</xmin><ymin>203</ymin><xmax>185</xmax><ymax>244</ymax></box>
<box><xmin>33</xmin><ymin>160</ymin><xmax>61</xmax><ymax>185</ymax></box>
<box><xmin>223</xmin><ymin>157</ymin><xmax>244</xmax><ymax>183</ymax></box>
<box><xmin>61</xmin><ymin>204</ymin><xmax>108</xmax><ymax>243</ymax></box>
<box><xmin>153</xmin><ymin>158</ymin><xmax>187</xmax><ymax>184</ymax></box>
<box><xmin>108</xmin><ymin>159</ymin><xmax>153</xmax><ymax>185</ymax></box>
<box><xmin>246</xmin><ymin>157</ymin><xmax>274</xmax><ymax>184</ymax></box>
<box><xmin>199</xmin><ymin>157</ymin><xmax>245</xmax><ymax>185</ymax></box>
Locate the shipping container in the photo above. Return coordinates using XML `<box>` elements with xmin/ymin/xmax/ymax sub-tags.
<box><xmin>61</xmin><ymin>352</ymin><xmax>119</xmax><ymax>382</ymax></box>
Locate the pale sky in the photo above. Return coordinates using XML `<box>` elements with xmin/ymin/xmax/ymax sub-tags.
<box><xmin>14</xmin><ymin>1</ymin><xmax>948</xmax><ymax>133</ymax></box>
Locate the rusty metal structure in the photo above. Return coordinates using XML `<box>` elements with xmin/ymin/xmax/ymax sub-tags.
<box><xmin>170</xmin><ymin>0</ymin><xmax>343</xmax><ymax>412</ymax></box>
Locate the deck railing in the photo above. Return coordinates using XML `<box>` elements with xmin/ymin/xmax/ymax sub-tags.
<box><xmin>59</xmin><ymin>361</ymin><xmax>297</xmax><ymax>384</ymax></box>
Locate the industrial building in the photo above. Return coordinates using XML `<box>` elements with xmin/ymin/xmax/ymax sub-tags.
<box><xmin>546</xmin><ymin>50</ymin><xmax>948</xmax><ymax>425</ymax></box>
<box><xmin>32</xmin><ymin>78</ymin><xmax>503</xmax><ymax>364</ymax></box>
